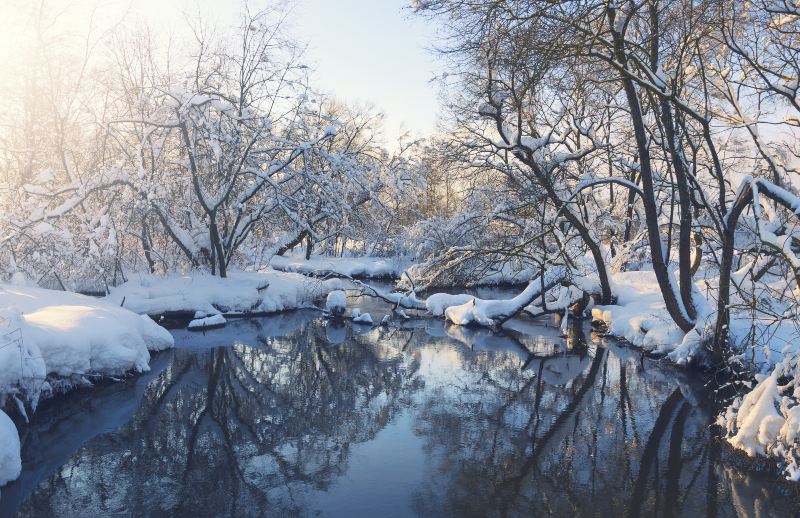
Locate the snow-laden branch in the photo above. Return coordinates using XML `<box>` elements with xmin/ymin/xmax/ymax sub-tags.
<box><xmin>443</xmin><ymin>267</ymin><xmax>566</xmax><ymax>326</ymax></box>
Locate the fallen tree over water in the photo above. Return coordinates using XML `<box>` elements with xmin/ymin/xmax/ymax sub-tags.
<box><xmin>353</xmin><ymin>266</ymin><xmax>595</xmax><ymax>327</ymax></box>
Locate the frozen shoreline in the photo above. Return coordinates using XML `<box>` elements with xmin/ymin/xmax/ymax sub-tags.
<box><xmin>270</xmin><ymin>254</ymin><xmax>412</xmax><ymax>280</ymax></box>
<box><xmin>0</xmin><ymin>269</ymin><xmax>349</xmax><ymax>487</ymax></box>
<box><xmin>2</xmin><ymin>265</ymin><xmax>800</xmax><ymax>487</ymax></box>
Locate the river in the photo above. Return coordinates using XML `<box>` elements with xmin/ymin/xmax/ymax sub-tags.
<box><xmin>1</xmin><ymin>290</ymin><xmax>796</xmax><ymax>517</ymax></box>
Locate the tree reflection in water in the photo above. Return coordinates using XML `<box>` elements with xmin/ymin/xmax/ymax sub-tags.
<box><xmin>5</xmin><ymin>310</ymin><xmax>797</xmax><ymax>517</ymax></box>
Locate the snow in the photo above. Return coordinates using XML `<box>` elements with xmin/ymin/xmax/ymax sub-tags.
<box><xmin>591</xmin><ymin>271</ymin><xmax>689</xmax><ymax>355</ymax></box>
<box><xmin>0</xmin><ymin>284</ymin><xmax>174</xmax><ymax>403</ymax></box>
<box><xmin>270</xmin><ymin>254</ymin><xmax>411</xmax><ymax>279</ymax></box>
<box><xmin>717</xmin><ymin>363</ymin><xmax>800</xmax><ymax>481</ymax></box>
<box><xmin>351</xmin><ymin>308</ymin><xmax>373</xmax><ymax>324</ymax></box>
<box><xmin>0</xmin><ymin>409</ymin><xmax>20</xmax><ymax>486</ymax></box>
<box><xmin>326</xmin><ymin>290</ymin><xmax>347</xmax><ymax>315</ymax></box>
<box><xmin>726</xmin><ymin>370</ymin><xmax>783</xmax><ymax>457</ymax></box>
<box><xmin>188</xmin><ymin>314</ymin><xmax>227</xmax><ymax>329</ymax></box>
<box><xmin>444</xmin><ymin>270</ymin><xmax>565</xmax><ymax>326</ymax></box>
<box><xmin>425</xmin><ymin>293</ymin><xmax>474</xmax><ymax>316</ymax></box>
<box><xmin>107</xmin><ymin>270</ymin><xmax>347</xmax><ymax>317</ymax></box>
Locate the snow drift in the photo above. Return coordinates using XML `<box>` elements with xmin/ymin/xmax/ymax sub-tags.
<box><xmin>0</xmin><ymin>283</ymin><xmax>175</xmax><ymax>487</ymax></box>
<box><xmin>270</xmin><ymin>254</ymin><xmax>410</xmax><ymax>279</ymax></box>
<box><xmin>107</xmin><ymin>270</ymin><xmax>348</xmax><ymax>317</ymax></box>
<box><xmin>0</xmin><ymin>284</ymin><xmax>174</xmax><ymax>402</ymax></box>
<box><xmin>0</xmin><ymin>409</ymin><xmax>20</xmax><ymax>487</ymax></box>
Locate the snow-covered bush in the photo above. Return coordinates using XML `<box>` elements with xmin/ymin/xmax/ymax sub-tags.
<box><xmin>719</xmin><ymin>354</ymin><xmax>800</xmax><ymax>481</ymax></box>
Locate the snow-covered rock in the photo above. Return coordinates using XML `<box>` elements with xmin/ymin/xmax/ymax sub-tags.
<box><xmin>188</xmin><ymin>314</ymin><xmax>227</xmax><ymax>330</ymax></box>
<box><xmin>0</xmin><ymin>409</ymin><xmax>20</xmax><ymax>486</ymax></box>
<box><xmin>326</xmin><ymin>290</ymin><xmax>347</xmax><ymax>316</ymax></box>
<box><xmin>351</xmin><ymin>308</ymin><xmax>373</xmax><ymax>324</ymax></box>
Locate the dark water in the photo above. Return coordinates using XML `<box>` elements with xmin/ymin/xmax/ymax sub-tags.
<box><xmin>1</xmin><ymin>291</ymin><xmax>798</xmax><ymax>517</ymax></box>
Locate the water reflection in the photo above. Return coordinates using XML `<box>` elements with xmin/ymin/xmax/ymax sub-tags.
<box><xmin>2</xmin><ymin>305</ymin><xmax>797</xmax><ymax>517</ymax></box>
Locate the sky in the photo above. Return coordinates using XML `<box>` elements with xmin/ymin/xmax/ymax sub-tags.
<box><xmin>289</xmin><ymin>0</ymin><xmax>442</xmax><ymax>143</ymax></box>
<box><xmin>0</xmin><ymin>0</ymin><xmax>443</xmax><ymax>145</ymax></box>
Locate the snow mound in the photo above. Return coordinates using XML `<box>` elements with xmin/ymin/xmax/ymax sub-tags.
<box><xmin>719</xmin><ymin>353</ymin><xmax>800</xmax><ymax>482</ymax></box>
<box><xmin>718</xmin><ymin>367</ymin><xmax>800</xmax><ymax>481</ymax></box>
<box><xmin>326</xmin><ymin>290</ymin><xmax>347</xmax><ymax>315</ymax></box>
<box><xmin>188</xmin><ymin>314</ymin><xmax>227</xmax><ymax>329</ymax></box>
<box><xmin>591</xmin><ymin>271</ymin><xmax>688</xmax><ymax>355</ymax></box>
<box><xmin>107</xmin><ymin>270</ymin><xmax>347</xmax><ymax>316</ymax></box>
<box><xmin>0</xmin><ymin>409</ymin><xmax>20</xmax><ymax>486</ymax></box>
<box><xmin>425</xmin><ymin>293</ymin><xmax>473</xmax><ymax>316</ymax></box>
<box><xmin>726</xmin><ymin>371</ymin><xmax>784</xmax><ymax>457</ymax></box>
<box><xmin>0</xmin><ymin>284</ymin><xmax>174</xmax><ymax>401</ymax></box>
<box><xmin>24</xmin><ymin>306</ymin><xmax>156</xmax><ymax>376</ymax></box>
<box><xmin>351</xmin><ymin>308</ymin><xmax>373</xmax><ymax>324</ymax></box>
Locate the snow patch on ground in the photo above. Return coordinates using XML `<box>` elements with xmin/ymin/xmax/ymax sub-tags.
<box><xmin>591</xmin><ymin>271</ymin><xmax>689</xmax><ymax>355</ymax></box>
<box><xmin>107</xmin><ymin>270</ymin><xmax>348</xmax><ymax>316</ymax></box>
<box><xmin>270</xmin><ymin>254</ymin><xmax>411</xmax><ymax>279</ymax></box>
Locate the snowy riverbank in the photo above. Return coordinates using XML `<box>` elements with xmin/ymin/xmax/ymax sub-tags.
<box><xmin>0</xmin><ymin>269</ymin><xmax>351</xmax><ymax>488</ymax></box>
<box><xmin>0</xmin><ymin>283</ymin><xmax>176</xmax><ymax>488</ymax></box>
<box><xmin>589</xmin><ymin>269</ymin><xmax>800</xmax><ymax>480</ymax></box>
<box><xmin>0</xmin><ymin>283</ymin><xmax>174</xmax><ymax>401</ymax></box>
<box><xmin>105</xmin><ymin>270</ymin><xmax>349</xmax><ymax>318</ymax></box>
<box><xmin>269</xmin><ymin>254</ymin><xmax>412</xmax><ymax>279</ymax></box>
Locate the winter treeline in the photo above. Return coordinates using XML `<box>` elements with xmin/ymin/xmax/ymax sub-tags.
<box><xmin>406</xmin><ymin>0</ymin><xmax>800</xmax><ymax>362</ymax></box>
<box><xmin>3</xmin><ymin>0</ymin><xmax>800</xmax><ymax>364</ymax></box>
<box><xmin>3</xmin><ymin>0</ymin><xmax>800</xmax><ymax>483</ymax></box>
<box><xmin>0</xmin><ymin>5</ymin><xmax>426</xmax><ymax>290</ymax></box>
<box><xmin>406</xmin><ymin>0</ymin><xmax>800</xmax><ymax>477</ymax></box>
<box><xmin>4</xmin><ymin>0</ymin><xmax>800</xmax><ymax>365</ymax></box>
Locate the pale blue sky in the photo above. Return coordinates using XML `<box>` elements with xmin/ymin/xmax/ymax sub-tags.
<box><xmin>290</xmin><ymin>0</ymin><xmax>442</xmax><ymax>142</ymax></box>
<box><xmin>0</xmin><ymin>0</ymin><xmax>443</xmax><ymax>142</ymax></box>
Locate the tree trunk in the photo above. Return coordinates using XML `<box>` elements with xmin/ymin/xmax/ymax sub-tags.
<box><xmin>209</xmin><ymin>216</ymin><xmax>227</xmax><ymax>278</ymax></box>
<box><xmin>276</xmin><ymin>229</ymin><xmax>309</xmax><ymax>257</ymax></box>
<box><xmin>609</xmin><ymin>6</ymin><xmax>694</xmax><ymax>332</ymax></box>
<box><xmin>624</xmin><ymin>79</ymin><xmax>693</xmax><ymax>332</ymax></box>
<box><xmin>562</xmin><ymin>209</ymin><xmax>613</xmax><ymax>305</ymax></box>
<box><xmin>140</xmin><ymin>216</ymin><xmax>157</xmax><ymax>274</ymax></box>
<box><xmin>305</xmin><ymin>232</ymin><xmax>313</xmax><ymax>260</ymax></box>
<box><xmin>659</xmin><ymin>99</ymin><xmax>697</xmax><ymax>320</ymax></box>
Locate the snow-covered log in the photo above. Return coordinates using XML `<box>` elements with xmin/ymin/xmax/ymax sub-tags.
<box><xmin>444</xmin><ymin>268</ymin><xmax>567</xmax><ymax>326</ymax></box>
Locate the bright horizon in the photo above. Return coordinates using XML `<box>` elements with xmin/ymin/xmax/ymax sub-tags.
<box><xmin>0</xmin><ymin>0</ymin><xmax>443</xmax><ymax>145</ymax></box>
<box><xmin>291</xmin><ymin>0</ymin><xmax>442</xmax><ymax>143</ymax></box>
